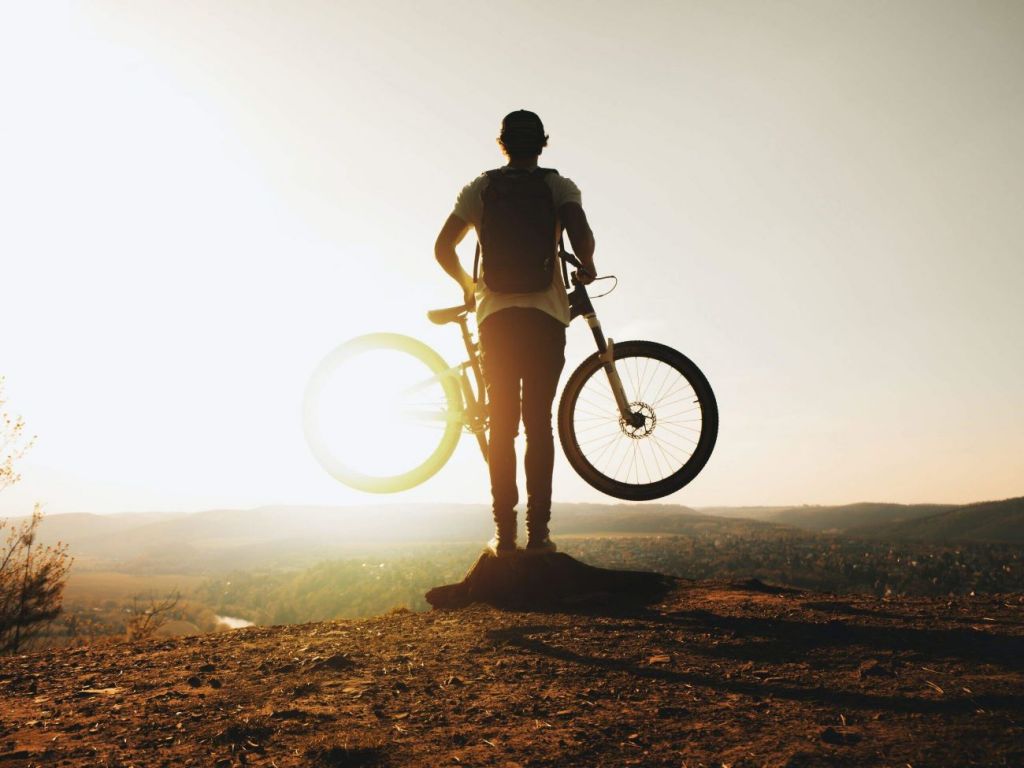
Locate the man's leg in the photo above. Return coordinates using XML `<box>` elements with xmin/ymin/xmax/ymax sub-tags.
<box><xmin>521</xmin><ymin>311</ymin><xmax>566</xmax><ymax>546</ymax></box>
<box><xmin>478</xmin><ymin>311</ymin><xmax>523</xmax><ymax>550</ymax></box>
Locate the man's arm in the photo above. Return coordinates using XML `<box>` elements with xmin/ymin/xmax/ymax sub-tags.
<box><xmin>434</xmin><ymin>213</ymin><xmax>475</xmax><ymax>306</ymax></box>
<box><xmin>559</xmin><ymin>202</ymin><xmax>596</xmax><ymax>284</ymax></box>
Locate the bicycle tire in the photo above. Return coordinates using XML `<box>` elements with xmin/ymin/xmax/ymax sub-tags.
<box><xmin>303</xmin><ymin>333</ymin><xmax>463</xmax><ymax>493</ymax></box>
<box><xmin>558</xmin><ymin>340</ymin><xmax>717</xmax><ymax>501</ymax></box>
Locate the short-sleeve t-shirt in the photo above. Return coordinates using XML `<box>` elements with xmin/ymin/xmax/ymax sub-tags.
<box><xmin>452</xmin><ymin>168</ymin><xmax>582</xmax><ymax>327</ymax></box>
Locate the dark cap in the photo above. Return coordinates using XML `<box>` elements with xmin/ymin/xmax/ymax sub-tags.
<box><xmin>501</xmin><ymin>109</ymin><xmax>545</xmax><ymax>136</ymax></box>
<box><xmin>499</xmin><ymin>110</ymin><xmax>548</xmax><ymax>155</ymax></box>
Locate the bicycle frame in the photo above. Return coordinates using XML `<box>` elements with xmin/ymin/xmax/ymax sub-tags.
<box><xmin>306</xmin><ymin>252</ymin><xmax>716</xmax><ymax>498</ymax></box>
<box><xmin>441</xmin><ymin>270</ymin><xmax>644</xmax><ymax>463</ymax></box>
<box><xmin>451</xmin><ymin>315</ymin><xmax>490</xmax><ymax>458</ymax></box>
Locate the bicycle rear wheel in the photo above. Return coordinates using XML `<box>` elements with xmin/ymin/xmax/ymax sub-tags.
<box><xmin>558</xmin><ymin>340</ymin><xmax>717</xmax><ymax>500</ymax></box>
<box><xmin>303</xmin><ymin>333</ymin><xmax>463</xmax><ymax>493</ymax></box>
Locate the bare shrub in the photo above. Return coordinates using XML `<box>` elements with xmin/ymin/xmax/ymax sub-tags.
<box><xmin>0</xmin><ymin>376</ymin><xmax>33</xmax><ymax>494</ymax></box>
<box><xmin>0</xmin><ymin>379</ymin><xmax>72</xmax><ymax>654</ymax></box>
<box><xmin>126</xmin><ymin>592</ymin><xmax>181</xmax><ymax>641</ymax></box>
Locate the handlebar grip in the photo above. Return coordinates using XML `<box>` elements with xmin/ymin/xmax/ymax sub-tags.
<box><xmin>559</xmin><ymin>249</ymin><xmax>583</xmax><ymax>269</ymax></box>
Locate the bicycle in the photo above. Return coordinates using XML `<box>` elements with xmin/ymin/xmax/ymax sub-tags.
<box><xmin>302</xmin><ymin>252</ymin><xmax>718</xmax><ymax>501</ymax></box>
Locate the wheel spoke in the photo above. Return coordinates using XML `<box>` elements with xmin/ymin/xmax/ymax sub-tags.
<box><xmin>574</xmin><ymin>419</ymin><xmax>620</xmax><ymax>436</ymax></box>
<box><xmin>651</xmin><ymin>433</ymin><xmax>690</xmax><ymax>467</ymax></box>
<box><xmin>648</xmin><ymin>438</ymin><xmax>673</xmax><ymax>471</ymax></box>
<box><xmin>577</xmin><ymin>427</ymin><xmax>625</xmax><ymax>447</ymax></box>
<box><xmin>649</xmin><ymin>362</ymin><xmax>678</xmax><ymax>405</ymax></box>
<box><xmin>655</xmin><ymin>395</ymin><xmax>699</xmax><ymax>411</ymax></box>
<box><xmin>590</xmin><ymin>432</ymin><xmax>625</xmax><ymax>468</ymax></box>
<box><xmin>653</xmin><ymin>422</ymin><xmax>699</xmax><ymax>445</ymax></box>
<box><xmin>650</xmin><ymin>383</ymin><xmax>692</xmax><ymax>408</ymax></box>
<box><xmin>398</xmin><ymin>408</ymin><xmax>463</xmax><ymax>425</ymax></box>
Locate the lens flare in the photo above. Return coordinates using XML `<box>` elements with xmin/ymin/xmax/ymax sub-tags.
<box><xmin>303</xmin><ymin>334</ymin><xmax>463</xmax><ymax>493</ymax></box>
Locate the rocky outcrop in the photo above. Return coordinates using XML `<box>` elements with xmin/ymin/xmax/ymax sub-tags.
<box><xmin>425</xmin><ymin>550</ymin><xmax>674</xmax><ymax>610</ymax></box>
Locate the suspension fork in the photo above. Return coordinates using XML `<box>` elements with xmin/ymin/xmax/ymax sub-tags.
<box><xmin>571</xmin><ymin>284</ymin><xmax>643</xmax><ymax>428</ymax></box>
<box><xmin>584</xmin><ymin>312</ymin><xmax>637</xmax><ymax>424</ymax></box>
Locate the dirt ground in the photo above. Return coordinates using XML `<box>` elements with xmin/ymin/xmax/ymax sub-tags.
<box><xmin>1</xmin><ymin>579</ymin><xmax>1022</xmax><ymax>767</ymax></box>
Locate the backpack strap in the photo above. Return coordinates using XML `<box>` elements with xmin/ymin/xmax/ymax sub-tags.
<box><xmin>538</xmin><ymin>170</ymin><xmax>569</xmax><ymax>286</ymax></box>
<box><xmin>539</xmin><ymin>169</ymin><xmax>571</xmax><ymax>287</ymax></box>
<box><xmin>474</xmin><ymin>170</ymin><xmax>504</xmax><ymax>282</ymax></box>
<box><xmin>559</xmin><ymin>233</ymin><xmax>569</xmax><ymax>288</ymax></box>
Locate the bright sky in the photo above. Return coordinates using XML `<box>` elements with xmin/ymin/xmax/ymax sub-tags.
<box><xmin>2</xmin><ymin>0</ymin><xmax>1022</xmax><ymax>515</ymax></box>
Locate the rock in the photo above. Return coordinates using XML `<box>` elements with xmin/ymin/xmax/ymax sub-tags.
<box><xmin>729</xmin><ymin>578</ymin><xmax>803</xmax><ymax>595</ymax></box>
<box><xmin>858</xmin><ymin>660</ymin><xmax>896</xmax><ymax>679</ymax></box>
<box><xmin>305</xmin><ymin>744</ymin><xmax>386</xmax><ymax>767</ymax></box>
<box><xmin>820</xmin><ymin>726</ymin><xmax>862</xmax><ymax>745</ymax></box>
<box><xmin>657</xmin><ymin>705</ymin><xmax>689</xmax><ymax>719</ymax></box>
<box><xmin>270</xmin><ymin>708</ymin><xmax>308</xmax><ymax>720</ymax></box>
<box><xmin>424</xmin><ymin>582</ymin><xmax>471</xmax><ymax>609</ymax></box>
<box><xmin>310</xmin><ymin>653</ymin><xmax>356</xmax><ymax>672</ymax></box>
<box><xmin>425</xmin><ymin>551</ymin><xmax>673</xmax><ymax>610</ymax></box>
<box><xmin>292</xmin><ymin>682</ymin><xmax>320</xmax><ymax>697</ymax></box>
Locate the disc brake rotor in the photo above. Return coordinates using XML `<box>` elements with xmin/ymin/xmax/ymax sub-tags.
<box><xmin>619</xmin><ymin>401</ymin><xmax>656</xmax><ymax>439</ymax></box>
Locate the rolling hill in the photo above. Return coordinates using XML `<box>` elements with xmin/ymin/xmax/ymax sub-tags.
<box><xmin>866</xmin><ymin>496</ymin><xmax>1024</xmax><ymax>543</ymax></box>
<box><xmin>25</xmin><ymin>503</ymin><xmax>784</xmax><ymax>573</ymax></box>
<box><xmin>755</xmin><ymin>502</ymin><xmax>957</xmax><ymax>532</ymax></box>
<box><xmin>17</xmin><ymin>496</ymin><xmax>1024</xmax><ymax>574</ymax></box>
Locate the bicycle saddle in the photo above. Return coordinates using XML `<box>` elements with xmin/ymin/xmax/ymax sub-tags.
<box><xmin>426</xmin><ymin>304</ymin><xmax>469</xmax><ymax>325</ymax></box>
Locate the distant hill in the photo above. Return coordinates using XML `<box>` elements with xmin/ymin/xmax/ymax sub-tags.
<box><xmin>756</xmin><ymin>503</ymin><xmax>957</xmax><ymax>532</ymax></box>
<box><xmin>18</xmin><ymin>496</ymin><xmax>1023</xmax><ymax>572</ymax></box>
<box><xmin>31</xmin><ymin>505</ymin><xmax>498</xmax><ymax>571</ymax></box>
<box><xmin>551</xmin><ymin>503</ymin><xmax>780</xmax><ymax>536</ymax></box>
<box><xmin>695</xmin><ymin>505</ymin><xmax>791</xmax><ymax>519</ymax></box>
<box><xmin>699</xmin><ymin>500</ymin><xmax>1024</xmax><ymax>542</ymax></box>
<box><xmin>867</xmin><ymin>497</ymin><xmax>1024</xmax><ymax>543</ymax></box>
<box><xmin>21</xmin><ymin>503</ymin><xmax>784</xmax><ymax>573</ymax></box>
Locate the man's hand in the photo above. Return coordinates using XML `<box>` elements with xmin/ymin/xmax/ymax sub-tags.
<box><xmin>435</xmin><ymin>214</ymin><xmax>474</xmax><ymax>305</ymax></box>
<box><xmin>572</xmin><ymin>262</ymin><xmax>597</xmax><ymax>286</ymax></box>
<box><xmin>560</xmin><ymin>202</ymin><xmax>596</xmax><ymax>285</ymax></box>
<box><xmin>461</xmin><ymin>277</ymin><xmax>477</xmax><ymax>309</ymax></box>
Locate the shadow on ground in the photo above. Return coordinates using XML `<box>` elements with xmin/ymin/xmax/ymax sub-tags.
<box><xmin>485</xmin><ymin>604</ymin><xmax>1024</xmax><ymax>716</ymax></box>
<box><xmin>425</xmin><ymin>551</ymin><xmax>673</xmax><ymax>613</ymax></box>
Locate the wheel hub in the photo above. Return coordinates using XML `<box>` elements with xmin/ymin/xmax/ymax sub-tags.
<box><xmin>620</xmin><ymin>402</ymin><xmax>656</xmax><ymax>439</ymax></box>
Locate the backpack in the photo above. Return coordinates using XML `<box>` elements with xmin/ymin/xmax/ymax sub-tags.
<box><xmin>474</xmin><ymin>167</ymin><xmax>559</xmax><ymax>293</ymax></box>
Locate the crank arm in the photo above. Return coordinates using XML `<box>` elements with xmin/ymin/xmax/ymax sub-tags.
<box><xmin>397</xmin><ymin>408</ymin><xmax>464</xmax><ymax>424</ymax></box>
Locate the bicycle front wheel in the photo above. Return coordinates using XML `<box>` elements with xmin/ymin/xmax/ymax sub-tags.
<box><xmin>303</xmin><ymin>333</ymin><xmax>463</xmax><ymax>493</ymax></box>
<box><xmin>558</xmin><ymin>340</ymin><xmax>717</xmax><ymax>501</ymax></box>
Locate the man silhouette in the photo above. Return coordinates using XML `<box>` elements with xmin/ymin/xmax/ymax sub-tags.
<box><xmin>434</xmin><ymin>110</ymin><xmax>596</xmax><ymax>556</ymax></box>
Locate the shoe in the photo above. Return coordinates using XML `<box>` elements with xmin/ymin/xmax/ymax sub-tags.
<box><xmin>487</xmin><ymin>536</ymin><xmax>518</xmax><ymax>558</ymax></box>
<box><xmin>524</xmin><ymin>536</ymin><xmax>557</xmax><ymax>555</ymax></box>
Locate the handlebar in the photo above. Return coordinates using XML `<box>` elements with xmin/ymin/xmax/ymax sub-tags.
<box><xmin>559</xmin><ymin>249</ymin><xmax>594</xmax><ymax>280</ymax></box>
<box><xmin>559</xmin><ymin>249</ymin><xmax>596</xmax><ymax>289</ymax></box>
